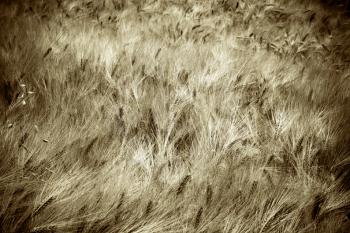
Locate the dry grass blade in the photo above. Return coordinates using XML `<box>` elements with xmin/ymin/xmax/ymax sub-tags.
<box><xmin>294</xmin><ymin>136</ymin><xmax>304</xmax><ymax>155</ymax></box>
<box><xmin>31</xmin><ymin>226</ymin><xmax>57</xmax><ymax>233</ymax></box>
<box><xmin>116</xmin><ymin>192</ymin><xmax>125</xmax><ymax>210</ymax></box>
<box><xmin>43</xmin><ymin>48</ymin><xmax>52</xmax><ymax>59</ymax></box>
<box><xmin>33</xmin><ymin>197</ymin><xmax>55</xmax><ymax>217</ymax></box>
<box><xmin>155</xmin><ymin>48</ymin><xmax>161</xmax><ymax>58</ymax></box>
<box><xmin>176</xmin><ymin>175</ymin><xmax>191</xmax><ymax>196</ymax></box>
<box><xmin>206</xmin><ymin>184</ymin><xmax>213</xmax><ymax>206</ymax></box>
<box><xmin>311</xmin><ymin>195</ymin><xmax>324</xmax><ymax>221</ymax></box>
<box><xmin>194</xmin><ymin>207</ymin><xmax>203</xmax><ymax>229</ymax></box>
<box><xmin>144</xmin><ymin>200</ymin><xmax>153</xmax><ymax>217</ymax></box>
<box><xmin>84</xmin><ymin>137</ymin><xmax>98</xmax><ymax>155</ymax></box>
<box><xmin>249</xmin><ymin>181</ymin><xmax>258</xmax><ymax>196</ymax></box>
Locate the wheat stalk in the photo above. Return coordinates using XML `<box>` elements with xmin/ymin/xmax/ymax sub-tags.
<box><xmin>194</xmin><ymin>207</ymin><xmax>203</xmax><ymax>229</ymax></box>
<box><xmin>206</xmin><ymin>184</ymin><xmax>213</xmax><ymax>206</ymax></box>
<box><xmin>144</xmin><ymin>200</ymin><xmax>153</xmax><ymax>217</ymax></box>
<box><xmin>33</xmin><ymin>196</ymin><xmax>55</xmax><ymax>217</ymax></box>
<box><xmin>176</xmin><ymin>175</ymin><xmax>191</xmax><ymax>196</ymax></box>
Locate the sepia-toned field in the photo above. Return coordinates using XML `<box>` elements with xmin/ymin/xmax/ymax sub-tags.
<box><xmin>0</xmin><ymin>0</ymin><xmax>350</xmax><ymax>232</ymax></box>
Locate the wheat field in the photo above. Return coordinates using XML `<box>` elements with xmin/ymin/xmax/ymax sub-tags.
<box><xmin>0</xmin><ymin>0</ymin><xmax>350</xmax><ymax>232</ymax></box>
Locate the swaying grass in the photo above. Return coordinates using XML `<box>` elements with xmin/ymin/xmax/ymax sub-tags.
<box><xmin>0</xmin><ymin>0</ymin><xmax>350</xmax><ymax>232</ymax></box>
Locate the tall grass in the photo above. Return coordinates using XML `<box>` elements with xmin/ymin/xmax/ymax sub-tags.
<box><xmin>0</xmin><ymin>0</ymin><xmax>350</xmax><ymax>232</ymax></box>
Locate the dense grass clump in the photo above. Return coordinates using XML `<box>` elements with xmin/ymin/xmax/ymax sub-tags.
<box><xmin>0</xmin><ymin>0</ymin><xmax>350</xmax><ymax>232</ymax></box>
